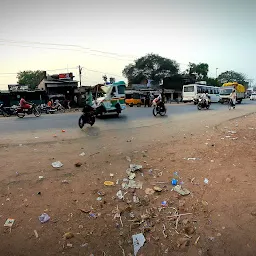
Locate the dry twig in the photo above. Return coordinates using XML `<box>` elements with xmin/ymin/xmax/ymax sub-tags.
<box><xmin>162</xmin><ymin>224</ymin><xmax>167</xmax><ymax>238</ymax></box>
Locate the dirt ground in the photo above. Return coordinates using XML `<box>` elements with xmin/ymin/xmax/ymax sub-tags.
<box><xmin>0</xmin><ymin>113</ymin><xmax>256</xmax><ymax>256</ymax></box>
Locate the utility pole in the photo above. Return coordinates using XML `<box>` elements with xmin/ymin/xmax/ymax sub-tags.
<box><xmin>216</xmin><ymin>68</ymin><xmax>218</xmax><ymax>79</ymax></box>
<box><xmin>78</xmin><ymin>65</ymin><xmax>83</xmax><ymax>87</ymax></box>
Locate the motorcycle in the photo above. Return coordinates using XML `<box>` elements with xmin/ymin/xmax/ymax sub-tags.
<box><xmin>78</xmin><ymin>104</ymin><xmax>96</xmax><ymax>128</ymax></box>
<box><xmin>16</xmin><ymin>103</ymin><xmax>41</xmax><ymax>118</ymax></box>
<box><xmin>152</xmin><ymin>100</ymin><xmax>166</xmax><ymax>116</ymax></box>
<box><xmin>0</xmin><ymin>104</ymin><xmax>16</xmax><ymax>117</ymax></box>
<box><xmin>197</xmin><ymin>98</ymin><xmax>211</xmax><ymax>110</ymax></box>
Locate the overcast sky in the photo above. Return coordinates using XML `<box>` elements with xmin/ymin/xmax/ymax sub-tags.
<box><xmin>0</xmin><ymin>0</ymin><xmax>255</xmax><ymax>89</ymax></box>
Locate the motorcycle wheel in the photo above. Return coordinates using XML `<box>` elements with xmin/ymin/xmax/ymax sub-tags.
<box><xmin>78</xmin><ymin>116</ymin><xmax>85</xmax><ymax>129</ymax></box>
<box><xmin>33</xmin><ymin>109</ymin><xmax>41</xmax><ymax>117</ymax></box>
<box><xmin>197</xmin><ymin>104</ymin><xmax>202</xmax><ymax>110</ymax></box>
<box><xmin>159</xmin><ymin>108</ymin><xmax>166</xmax><ymax>116</ymax></box>
<box><xmin>152</xmin><ymin>107</ymin><xmax>157</xmax><ymax>117</ymax></box>
<box><xmin>206</xmin><ymin>105</ymin><xmax>210</xmax><ymax>110</ymax></box>
<box><xmin>90</xmin><ymin>116</ymin><xmax>96</xmax><ymax>126</ymax></box>
<box><xmin>17</xmin><ymin>113</ymin><xmax>25</xmax><ymax>118</ymax></box>
<box><xmin>59</xmin><ymin>107</ymin><xmax>65</xmax><ymax>113</ymax></box>
<box><xmin>3</xmin><ymin>111</ymin><xmax>10</xmax><ymax>117</ymax></box>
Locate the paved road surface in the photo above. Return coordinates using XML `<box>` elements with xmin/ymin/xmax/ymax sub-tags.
<box><xmin>0</xmin><ymin>100</ymin><xmax>255</xmax><ymax>134</ymax></box>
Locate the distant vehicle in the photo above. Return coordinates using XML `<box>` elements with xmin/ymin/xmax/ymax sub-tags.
<box><xmin>125</xmin><ymin>91</ymin><xmax>142</xmax><ymax>107</ymax></box>
<box><xmin>182</xmin><ymin>82</ymin><xmax>220</xmax><ymax>103</ymax></box>
<box><xmin>219</xmin><ymin>82</ymin><xmax>245</xmax><ymax>104</ymax></box>
<box><xmin>95</xmin><ymin>81</ymin><xmax>126</xmax><ymax>117</ymax></box>
<box><xmin>250</xmin><ymin>92</ymin><xmax>256</xmax><ymax>100</ymax></box>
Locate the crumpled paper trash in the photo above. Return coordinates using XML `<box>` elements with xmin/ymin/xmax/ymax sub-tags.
<box><xmin>132</xmin><ymin>233</ymin><xmax>146</xmax><ymax>256</ymax></box>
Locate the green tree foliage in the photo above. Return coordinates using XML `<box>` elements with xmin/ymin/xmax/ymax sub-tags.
<box><xmin>122</xmin><ymin>53</ymin><xmax>179</xmax><ymax>85</ymax></box>
<box><xmin>187</xmin><ymin>62</ymin><xmax>209</xmax><ymax>80</ymax></box>
<box><xmin>217</xmin><ymin>70</ymin><xmax>247</xmax><ymax>85</ymax></box>
<box><xmin>17</xmin><ymin>70</ymin><xmax>45</xmax><ymax>90</ymax></box>
<box><xmin>205</xmin><ymin>77</ymin><xmax>222</xmax><ymax>87</ymax></box>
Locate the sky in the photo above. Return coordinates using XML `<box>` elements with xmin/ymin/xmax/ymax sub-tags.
<box><xmin>0</xmin><ymin>0</ymin><xmax>255</xmax><ymax>89</ymax></box>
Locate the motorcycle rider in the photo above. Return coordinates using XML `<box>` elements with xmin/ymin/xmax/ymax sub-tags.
<box><xmin>20</xmin><ymin>96</ymin><xmax>32</xmax><ymax>109</ymax></box>
<box><xmin>201</xmin><ymin>92</ymin><xmax>210</xmax><ymax>106</ymax></box>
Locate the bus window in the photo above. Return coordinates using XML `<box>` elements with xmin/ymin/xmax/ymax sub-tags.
<box><xmin>184</xmin><ymin>86</ymin><xmax>194</xmax><ymax>92</ymax></box>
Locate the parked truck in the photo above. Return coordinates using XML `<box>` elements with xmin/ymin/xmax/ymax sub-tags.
<box><xmin>219</xmin><ymin>82</ymin><xmax>245</xmax><ymax>104</ymax></box>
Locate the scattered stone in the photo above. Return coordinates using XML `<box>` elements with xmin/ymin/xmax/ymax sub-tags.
<box><xmin>251</xmin><ymin>211</ymin><xmax>256</xmax><ymax>216</ymax></box>
<box><xmin>63</xmin><ymin>232</ymin><xmax>74</xmax><ymax>239</ymax></box>
<box><xmin>184</xmin><ymin>226</ymin><xmax>195</xmax><ymax>235</ymax></box>
<box><xmin>145</xmin><ymin>188</ymin><xmax>155</xmax><ymax>195</ymax></box>
<box><xmin>75</xmin><ymin>162</ymin><xmax>82</xmax><ymax>167</ymax></box>
<box><xmin>226</xmin><ymin>177</ymin><xmax>232</xmax><ymax>183</ymax></box>
<box><xmin>66</xmin><ymin>243</ymin><xmax>73</xmax><ymax>248</ymax></box>
<box><xmin>153</xmin><ymin>186</ymin><xmax>162</xmax><ymax>192</ymax></box>
<box><xmin>126</xmin><ymin>156</ymin><xmax>131</xmax><ymax>162</ymax></box>
<box><xmin>177</xmin><ymin>237</ymin><xmax>190</xmax><ymax>248</ymax></box>
<box><xmin>217</xmin><ymin>233</ymin><xmax>221</xmax><ymax>237</ymax></box>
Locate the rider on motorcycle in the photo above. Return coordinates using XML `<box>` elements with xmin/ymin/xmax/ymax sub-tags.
<box><xmin>20</xmin><ymin>96</ymin><xmax>32</xmax><ymax>109</ymax></box>
<box><xmin>201</xmin><ymin>92</ymin><xmax>210</xmax><ymax>106</ymax></box>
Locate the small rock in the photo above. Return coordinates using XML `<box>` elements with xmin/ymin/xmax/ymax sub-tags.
<box><xmin>63</xmin><ymin>232</ymin><xmax>74</xmax><ymax>239</ymax></box>
<box><xmin>177</xmin><ymin>237</ymin><xmax>190</xmax><ymax>248</ymax></box>
<box><xmin>145</xmin><ymin>188</ymin><xmax>155</xmax><ymax>195</ymax></box>
<box><xmin>75</xmin><ymin>162</ymin><xmax>82</xmax><ymax>167</ymax></box>
<box><xmin>66</xmin><ymin>243</ymin><xmax>73</xmax><ymax>248</ymax></box>
<box><xmin>216</xmin><ymin>233</ymin><xmax>221</xmax><ymax>237</ymax></box>
<box><xmin>153</xmin><ymin>186</ymin><xmax>162</xmax><ymax>192</ymax></box>
<box><xmin>226</xmin><ymin>177</ymin><xmax>232</xmax><ymax>183</ymax></box>
<box><xmin>251</xmin><ymin>211</ymin><xmax>256</xmax><ymax>216</ymax></box>
<box><xmin>184</xmin><ymin>226</ymin><xmax>195</xmax><ymax>235</ymax></box>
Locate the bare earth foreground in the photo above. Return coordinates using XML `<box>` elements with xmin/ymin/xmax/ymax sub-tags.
<box><xmin>0</xmin><ymin>111</ymin><xmax>256</xmax><ymax>256</ymax></box>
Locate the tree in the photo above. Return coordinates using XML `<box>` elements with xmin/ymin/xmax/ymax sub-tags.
<box><xmin>186</xmin><ymin>62</ymin><xmax>209</xmax><ymax>80</ymax></box>
<box><xmin>205</xmin><ymin>77</ymin><xmax>222</xmax><ymax>87</ymax></box>
<box><xmin>122</xmin><ymin>53</ymin><xmax>179</xmax><ymax>85</ymax></box>
<box><xmin>217</xmin><ymin>71</ymin><xmax>247</xmax><ymax>85</ymax></box>
<box><xmin>17</xmin><ymin>70</ymin><xmax>45</xmax><ymax>90</ymax></box>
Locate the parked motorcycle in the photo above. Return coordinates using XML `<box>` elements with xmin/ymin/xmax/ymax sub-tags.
<box><xmin>78</xmin><ymin>104</ymin><xmax>96</xmax><ymax>128</ymax></box>
<box><xmin>197</xmin><ymin>98</ymin><xmax>210</xmax><ymax>110</ymax></box>
<box><xmin>152</xmin><ymin>101</ymin><xmax>166</xmax><ymax>116</ymax></box>
<box><xmin>16</xmin><ymin>103</ymin><xmax>41</xmax><ymax>118</ymax></box>
<box><xmin>0</xmin><ymin>104</ymin><xmax>16</xmax><ymax>117</ymax></box>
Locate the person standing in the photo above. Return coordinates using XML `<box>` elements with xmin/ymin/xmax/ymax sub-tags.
<box><xmin>229</xmin><ymin>89</ymin><xmax>236</xmax><ymax>109</ymax></box>
<box><xmin>144</xmin><ymin>92</ymin><xmax>150</xmax><ymax>107</ymax></box>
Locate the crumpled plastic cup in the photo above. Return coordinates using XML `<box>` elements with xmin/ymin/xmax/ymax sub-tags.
<box><xmin>39</xmin><ymin>213</ymin><xmax>50</xmax><ymax>223</ymax></box>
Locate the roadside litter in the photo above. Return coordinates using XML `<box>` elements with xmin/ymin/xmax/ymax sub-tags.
<box><xmin>204</xmin><ymin>178</ymin><xmax>209</xmax><ymax>184</ymax></box>
<box><xmin>79</xmin><ymin>152</ymin><xmax>86</xmax><ymax>156</ymax></box>
<box><xmin>39</xmin><ymin>176</ymin><xmax>44</xmax><ymax>180</ymax></box>
<box><xmin>38</xmin><ymin>213</ymin><xmax>50</xmax><ymax>223</ymax></box>
<box><xmin>51</xmin><ymin>161</ymin><xmax>63</xmax><ymax>168</ymax></box>
<box><xmin>173</xmin><ymin>185</ymin><xmax>190</xmax><ymax>196</ymax></box>
<box><xmin>132</xmin><ymin>233</ymin><xmax>146</xmax><ymax>256</ymax></box>
<box><xmin>186</xmin><ymin>158</ymin><xmax>200</xmax><ymax>161</ymax></box>
<box><xmin>104</xmin><ymin>181</ymin><xmax>114</xmax><ymax>186</ymax></box>
<box><xmin>34</xmin><ymin>230</ymin><xmax>39</xmax><ymax>238</ymax></box>
<box><xmin>4</xmin><ymin>218</ymin><xmax>15</xmax><ymax>227</ymax></box>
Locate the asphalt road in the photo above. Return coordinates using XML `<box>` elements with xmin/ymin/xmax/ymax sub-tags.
<box><xmin>0</xmin><ymin>100</ymin><xmax>255</xmax><ymax>134</ymax></box>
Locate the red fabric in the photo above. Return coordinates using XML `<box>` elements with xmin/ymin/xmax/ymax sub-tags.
<box><xmin>22</xmin><ymin>104</ymin><xmax>30</xmax><ymax>109</ymax></box>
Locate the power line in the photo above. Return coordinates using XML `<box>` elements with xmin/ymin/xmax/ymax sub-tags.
<box><xmin>0</xmin><ymin>38</ymin><xmax>138</xmax><ymax>59</ymax></box>
<box><xmin>0</xmin><ymin>67</ymin><xmax>78</xmax><ymax>76</ymax></box>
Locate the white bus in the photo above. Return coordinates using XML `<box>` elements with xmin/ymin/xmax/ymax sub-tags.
<box><xmin>182</xmin><ymin>84</ymin><xmax>220</xmax><ymax>103</ymax></box>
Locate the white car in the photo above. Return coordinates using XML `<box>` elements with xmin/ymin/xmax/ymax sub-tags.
<box><xmin>250</xmin><ymin>93</ymin><xmax>256</xmax><ymax>100</ymax></box>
